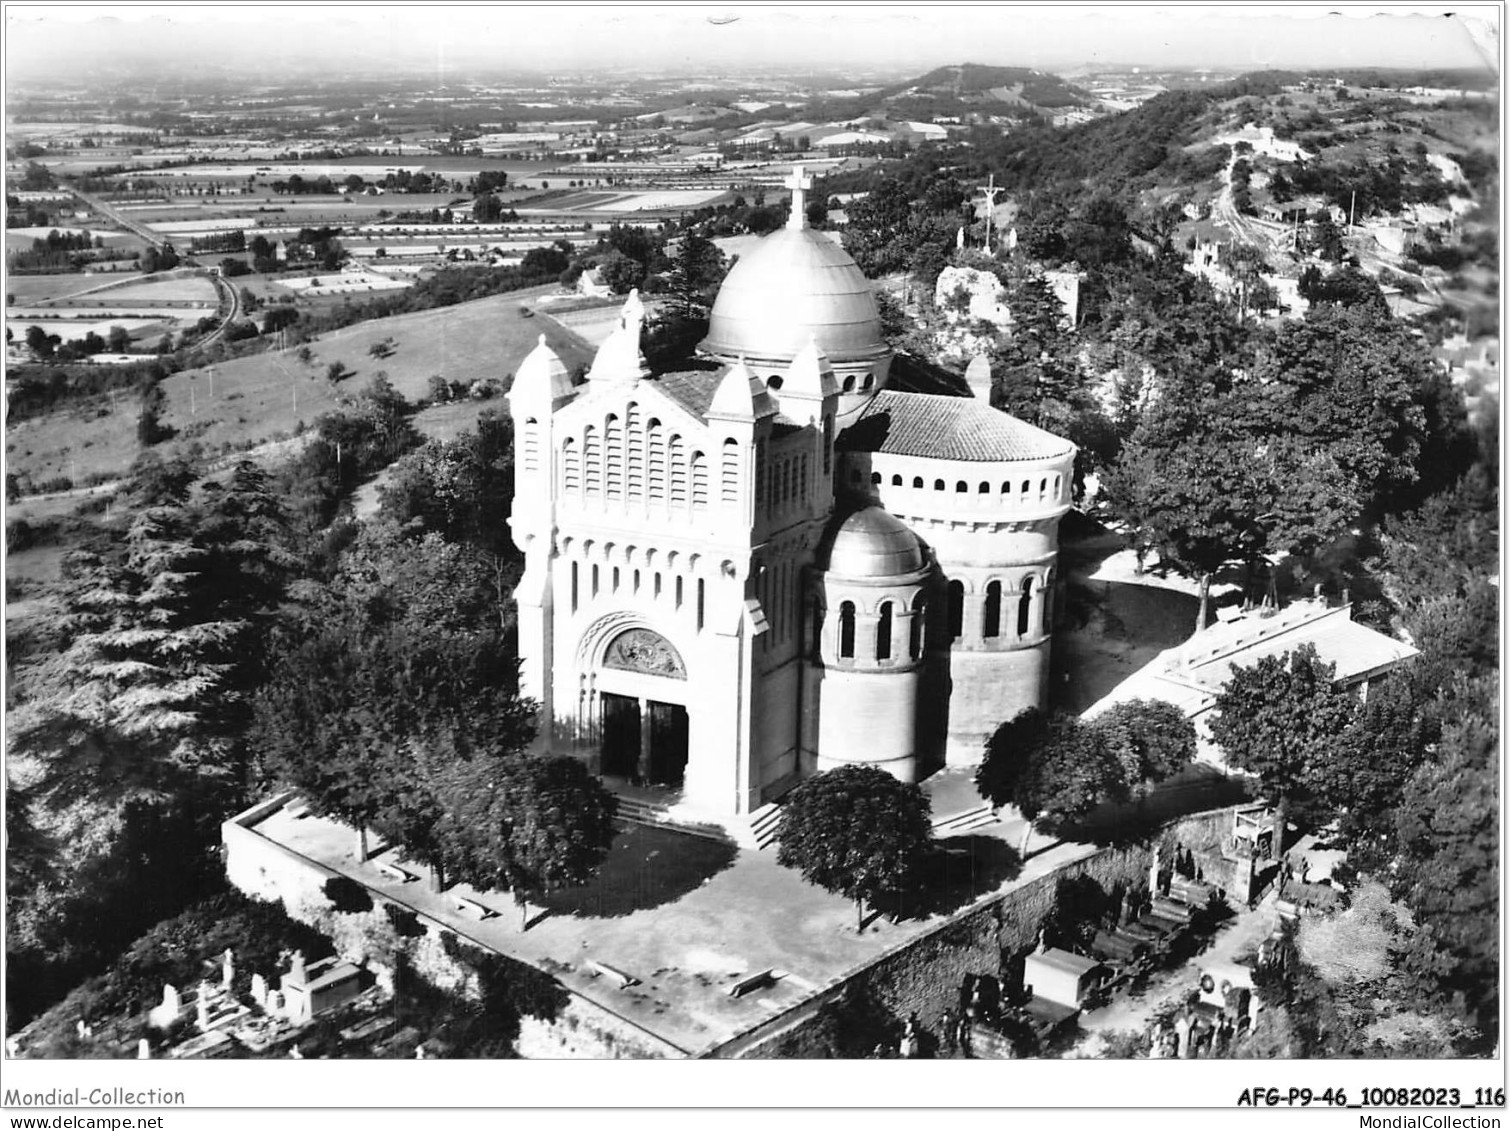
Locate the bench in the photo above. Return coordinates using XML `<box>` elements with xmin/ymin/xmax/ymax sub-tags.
<box><xmin>728</xmin><ymin>969</ymin><xmax>777</xmax><ymax>998</ymax></box>
<box><xmin>377</xmin><ymin>861</ymin><xmax>416</xmax><ymax>883</ymax></box>
<box><xmin>454</xmin><ymin>896</ymin><xmax>496</xmax><ymax>920</ymax></box>
<box><xmin>587</xmin><ymin>960</ymin><xmax>639</xmax><ymax>990</ymax></box>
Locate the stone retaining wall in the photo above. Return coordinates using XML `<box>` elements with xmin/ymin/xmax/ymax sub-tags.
<box><xmin>729</xmin><ymin>804</ymin><xmax>1247</xmax><ymax>1059</ymax></box>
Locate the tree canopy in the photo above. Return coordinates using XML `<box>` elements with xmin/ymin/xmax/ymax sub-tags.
<box><xmin>775</xmin><ymin>765</ymin><xmax>933</xmax><ymax>930</ymax></box>
<box><xmin>1207</xmin><ymin>643</ymin><xmax>1359</xmax><ymax>832</ymax></box>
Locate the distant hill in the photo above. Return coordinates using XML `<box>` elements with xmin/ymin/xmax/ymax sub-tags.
<box><xmin>874</xmin><ymin>63</ymin><xmax>1092</xmax><ymax>110</ymax></box>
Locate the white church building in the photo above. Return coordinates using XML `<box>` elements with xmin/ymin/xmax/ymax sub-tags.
<box><xmin>507</xmin><ymin>168</ymin><xmax>1077</xmax><ymax>827</ymax></box>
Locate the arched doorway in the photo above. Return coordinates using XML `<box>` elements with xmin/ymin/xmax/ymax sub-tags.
<box><xmin>595</xmin><ymin>628</ymin><xmax>690</xmax><ymax>787</ymax></box>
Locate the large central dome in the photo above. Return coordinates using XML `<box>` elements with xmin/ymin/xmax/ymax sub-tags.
<box><xmin>701</xmin><ymin>227</ymin><xmax>889</xmax><ymax>366</ymax></box>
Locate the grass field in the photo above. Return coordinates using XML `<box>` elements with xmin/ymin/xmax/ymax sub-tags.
<box><xmin>6</xmin><ymin>274</ymin><xmax>143</xmax><ymax>303</ymax></box>
<box><xmin>6</xmin><ymin>284</ymin><xmax>596</xmax><ymax>488</ymax></box>
<box><xmin>8</xmin><ymin>317</ymin><xmax>165</xmax><ymax>343</ymax></box>
<box><xmin>5</xmin><ymin>228</ymin><xmax>143</xmax><ymax>251</ymax></box>
<box><xmin>92</xmin><ymin>276</ymin><xmax>218</xmax><ymax>303</ymax></box>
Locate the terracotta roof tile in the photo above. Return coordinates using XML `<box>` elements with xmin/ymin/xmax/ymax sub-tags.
<box><xmin>651</xmin><ymin>368</ymin><xmax>724</xmax><ymax>420</ymax></box>
<box><xmin>838</xmin><ymin>390</ymin><xmax>1075</xmax><ymax>463</ymax></box>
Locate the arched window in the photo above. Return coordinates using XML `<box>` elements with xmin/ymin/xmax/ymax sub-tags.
<box><xmin>839</xmin><ymin>601</ymin><xmax>856</xmax><ymax>659</ymax></box>
<box><xmin>766</xmin><ymin>374</ymin><xmax>784</xmax><ymax>391</ymax></box>
<box><xmin>955</xmin><ymin>481</ymin><xmax>968</xmax><ymax>493</ymax></box>
<box><xmin>947</xmin><ymin>581</ymin><xmax>964</xmax><ymax>641</ymax></box>
<box><xmin>978</xmin><ymin>481</ymin><xmax>990</xmax><ymax>494</ymax></box>
<box><xmin>592</xmin><ymin>563</ymin><xmax>600</xmax><ymax>597</ymax></box>
<box><xmin>562</xmin><ymin>437</ymin><xmax>581</xmax><ymax>492</ymax></box>
<box><xmin>1018</xmin><ymin>576</ymin><xmax>1034</xmax><ymax>637</ymax></box>
<box><xmin>675</xmin><ymin>574</ymin><xmax>684</xmax><ymax>609</ymax></box>
<box><xmin>584</xmin><ymin>425</ymin><xmax>602</xmax><ymax>494</ymax></box>
<box><xmin>571</xmin><ymin>561</ymin><xmax>579</xmax><ymax>613</ymax></box>
<box><xmin>1039</xmin><ymin>477</ymin><xmax>1048</xmax><ymax>499</ymax></box>
<box><xmin>647</xmin><ymin>419</ymin><xmax>666</xmax><ymax>501</ymax></box>
<box><xmin>1000</xmin><ymin>481</ymin><xmax>1011</xmax><ymax>494</ymax></box>
<box><xmin>892</xmin><ymin>474</ymin><xmax>904</xmax><ymax>486</ymax></box>
<box><xmin>876</xmin><ymin>601</ymin><xmax>893</xmax><ymax>662</ymax></box>
<box><xmin>1043</xmin><ymin>569</ymin><xmax>1054</xmax><ymax>633</ymax></box>
<box><xmin>604</xmin><ymin>414</ymin><xmax>623</xmax><ymax>500</ymax></box>
<box><xmin>1020</xmin><ymin>480</ymin><xmax>1030</xmax><ymax>496</ymax></box>
<box><xmin>862</xmin><ymin>373</ymin><xmax>875</xmax><ymax>390</ymax></box>
<box><xmin>669</xmin><ymin>435</ymin><xmax>687</xmax><ymax>504</ymax></box>
<box><xmin>523</xmin><ymin>418</ymin><xmax>539</xmax><ymax>473</ymax></box>
<box><xmin>810</xmin><ymin>600</ymin><xmax>824</xmax><ymax>658</ymax></box>
<box><xmin>626</xmin><ymin>404</ymin><xmax>644</xmax><ymax>499</ymax></box>
<box><xmin>983</xmin><ymin>580</ymin><xmax>1002</xmax><ymax>639</ymax></box>
<box><xmin>934</xmin><ymin>479</ymin><xmax>946</xmax><ymax>491</ymax></box>
<box><xmin>842</xmin><ymin>375</ymin><xmax>856</xmax><ymax>393</ymax></box>
<box><xmin>909</xmin><ymin>593</ymin><xmax>926</xmax><ymax>658</ymax></box>
<box><xmin>691</xmin><ymin>451</ymin><xmax>709</xmax><ymax>509</ymax></box>
<box><xmin>697</xmin><ymin>578</ymin><xmax>705</xmax><ymax>631</ymax></box>
<box><xmin>654</xmin><ymin>572</ymin><xmax>662</xmax><ymax>599</ymax></box>
<box><xmin>720</xmin><ymin>438</ymin><xmax>739</xmax><ymax>505</ymax></box>
<box><xmin>871</xmin><ymin>472</ymin><xmax>882</xmax><ymax>486</ymax></box>
<box><xmin>913</xmin><ymin>477</ymin><xmax>924</xmax><ymax>489</ymax></box>
<box><xmin>632</xmin><ymin>569</ymin><xmax>640</xmax><ymax>593</ymax></box>
<box><xmin>1054</xmin><ymin>473</ymin><xmax>1062</xmax><ymax>498</ymax></box>
<box><xmin>612</xmin><ymin>566</ymin><xmax>620</xmax><ymax>592</ymax></box>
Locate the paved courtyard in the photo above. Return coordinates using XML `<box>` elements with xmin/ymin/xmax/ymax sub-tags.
<box><xmin>249</xmin><ymin>799</ymin><xmax>1112</xmax><ymax>1056</ymax></box>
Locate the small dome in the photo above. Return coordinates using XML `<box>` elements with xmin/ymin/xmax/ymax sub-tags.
<box><xmin>819</xmin><ymin>507</ymin><xmax>926</xmax><ymax>579</ymax></box>
<box><xmin>701</xmin><ymin>229</ymin><xmax>888</xmax><ymax>365</ymax></box>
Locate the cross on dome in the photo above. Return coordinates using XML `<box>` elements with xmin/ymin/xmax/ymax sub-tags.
<box><xmin>785</xmin><ymin>164</ymin><xmax>812</xmax><ymax>231</ymax></box>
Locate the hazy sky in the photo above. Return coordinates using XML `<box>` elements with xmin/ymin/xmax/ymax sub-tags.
<box><xmin>4</xmin><ymin>4</ymin><xmax>1501</xmax><ymax>82</ymax></box>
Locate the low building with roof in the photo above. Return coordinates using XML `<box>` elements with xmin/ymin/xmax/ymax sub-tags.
<box><xmin>1081</xmin><ymin>599</ymin><xmax>1419</xmax><ymax>767</ymax></box>
<box><xmin>507</xmin><ymin>164</ymin><xmax>1077</xmax><ymax>834</ymax></box>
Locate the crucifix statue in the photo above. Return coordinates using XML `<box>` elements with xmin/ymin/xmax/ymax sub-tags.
<box><xmin>785</xmin><ymin>164</ymin><xmax>813</xmax><ymax>231</ymax></box>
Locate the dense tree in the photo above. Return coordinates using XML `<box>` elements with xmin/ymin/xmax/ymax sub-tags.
<box><xmin>435</xmin><ymin>753</ymin><xmax>617</xmax><ymax>927</ymax></box>
<box><xmin>1091</xmin><ymin>699</ymin><xmax>1196</xmax><ymax>790</ymax></box>
<box><xmin>596</xmin><ymin>251</ymin><xmax>646</xmax><ymax>295</ymax></box>
<box><xmin>250</xmin><ymin>522</ymin><xmax>534</xmax><ymax>873</ymax></box>
<box><xmin>377</xmin><ymin>411</ymin><xmax>516</xmax><ymax>562</ymax></box>
<box><xmin>1316</xmin><ymin>690</ymin><xmax>1438</xmax><ymax>855</ymax></box>
<box><xmin>667</xmin><ymin>232</ymin><xmax>726</xmax><ymax>311</ymax></box>
<box><xmin>1389</xmin><ymin>707</ymin><xmax>1499</xmax><ymax>1032</ymax></box>
<box><xmin>1249</xmin><ymin>304</ymin><xmax>1434</xmax><ymax>508</ymax></box>
<box><xmin>775</xmin><ymin>765</ymin><xmax>932</xmax><ymax>931</ymax></box>
<box><xmin>976</xmin><ymin>708</ymin><xmax>1129</xmax><ymax>855</ymax></box>
<box><xmin>6</xmin><ymin>462</ymin><xmax>297</xmax><ymax>1024</ymax></box>
<box><xmin>1207</xmin><ymin>644</ymin><xmax>1359</xmax><ymax>835</ymax></box>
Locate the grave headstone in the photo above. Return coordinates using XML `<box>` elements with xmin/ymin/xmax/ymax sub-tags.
<box><xmin>137</xmin><ymin>1038</ymin><xmax>151</xmax><ymax>1060</ymax></box>
<box><xmin>221</xmin><ymin>949</ymin><xmax>235</xmax><ymax>990</ymax></box>
<box><xmin>250</xmin><ymin>973</ymin><xmax>269</xmax><ymax>1009</ymax></box>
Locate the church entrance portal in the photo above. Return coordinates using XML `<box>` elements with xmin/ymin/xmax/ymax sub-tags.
<box><xmin>592</xmin><ymin>627</ymin><xmax>690</xmax><ymax>788</ymax></box>
<box><xmin>597</xmin><ymin>693</ymin><xmax>688</xmax><ymax>787</ymax></box>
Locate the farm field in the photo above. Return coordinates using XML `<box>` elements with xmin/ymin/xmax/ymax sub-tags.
<box><xmin>5</xmin><ymin>285</ymin><xmax>596</xmax><ymax>489</ymax></box>
<box><xmin>75</xmin><ymin>275</ymin><xmax>218</xmax><ymax>303</ymax></box>
<box><xmin>7</xmin><ymin>317</ymin><xmax>165</xmax><ymax>342</ymax></box>
<box><xmin>5</xmin><ymin>273</ymin><xmax>141</xmax><ymax>303</ymax></box>
<box><xmin>5</xmin><ymin>227</ymin><xmax>143</xmax><ymax>251</ymax></box>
